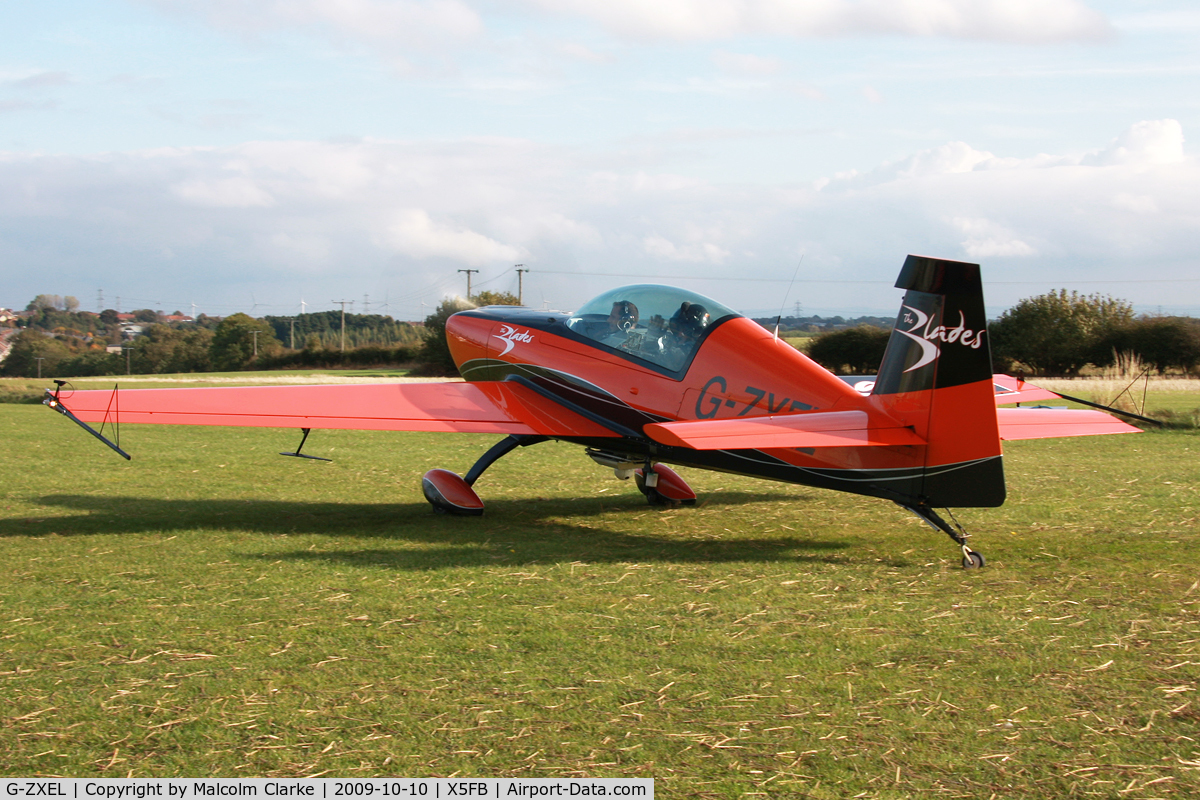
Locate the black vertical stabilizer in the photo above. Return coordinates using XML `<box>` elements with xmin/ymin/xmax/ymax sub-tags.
<box><xmin>873</xmin><ymin>255</ymin><xmax>992</xmax><ymax>396</ymax></box>
<box><xmin>870</xmin><ymin>255</ymin><xmax>1005</xmax><ymax>508</ymax></box>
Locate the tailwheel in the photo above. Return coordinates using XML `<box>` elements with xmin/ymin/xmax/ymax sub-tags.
<box><xmin>899</xmin><ymin>501</ymin><xmax>986</xmax><ymax>570</ymax></box>
<box><xmin>962</xmin><ymin>547</ymin><xmax>986</xmax><ymax>570</ymax></box>
<box><xmin>634</xmin><ymin>464</ymin><xmax>697</xmax><ymax>508</ymax></box>
<box><xmin>422</xmin><ymin>469</ymin><xmax>484</xmax><ymax>516</ymax></box>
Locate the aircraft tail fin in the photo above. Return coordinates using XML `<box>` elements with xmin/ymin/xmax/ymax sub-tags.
<box><xmin>870</xmin><ymin>255</ymin><xmax>1005</xmax><ymax>507</ymax></box>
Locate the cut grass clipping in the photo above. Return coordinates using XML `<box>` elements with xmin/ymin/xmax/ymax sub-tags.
<box><xmin>1</xmin><ymin>393</ymin><xmax>1197</xmax><ymax>797</ymax></box>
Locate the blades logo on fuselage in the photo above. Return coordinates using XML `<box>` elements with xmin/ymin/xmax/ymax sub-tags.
<box><xmin>493</xmin><ymin>325</ymin><xmax>535</xmax><ymax>356</ymax></box>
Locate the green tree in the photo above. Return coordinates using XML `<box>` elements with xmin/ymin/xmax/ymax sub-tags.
<box><xmin>990</xmin><ymin>290</ymin><xmax>1134</xmax><ymax>376</ymax></box>
<box><xmin>1098</xmin><ymin>317</ymin><xmax>1200</xmax><ymax>374</ymax></box>
<box><xmin>27</xmin><ymin>294</ymin><xmax>63</xmax><ymax>312</ymax></box>
<box><xmin>265</xmin><ymin>311</ymin><xmax>425</xmax><ymax>350</ymax></box>
<box><xmin>415</xmin><ymin>298</ymin><xmax>475</xmax><ymax>375</ymax></box>
<box><xmin>130</xmin><ymin>325</ymin><xmax>186</xmax><ymax>374</ymax></box>
<box><xmin>209</xmin><ymin>313</ymin><xmax>282</xmax><ymax>371</ymax></box>
<box><xmin>0</xmin><ymin>330</ymin><xmax>71</xmax><ymax>377</ymax></box>
<box><xmin>171</xmin><ymin>327</ymin><xmax>214</xmax><ymax>372</ymax></box>
<box><xmin>58</xmin><ymin>349</ymin><xmax>122</xmax><ymax>377</ymax></box>
<box><xmin>126</xmin><ymin>325</ymin><xmax>214</xmax><ymax>374</ymax></box>
<box><xmin>806</xmin><ymin>326</ymin><xmax>892</xmax><ymax>374</ymax></box>
<box><xmin>474</xmin><ymin>290</ymin><xmax>521</xmax><ymax>307</ymax></box>
<box><xmin>414</xmin><ymin>291</ymin><xmax>521</xmax><ymax>375</ymax></box>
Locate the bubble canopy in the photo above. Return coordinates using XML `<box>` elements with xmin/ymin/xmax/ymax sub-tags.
<box><xmin>565</xmin><ymin>284</ymin><xmax>740</xmax><ymax>372</ymax></box>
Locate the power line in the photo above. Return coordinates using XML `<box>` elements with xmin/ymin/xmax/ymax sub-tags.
<box><xmin>533</xmin><ymin>269</ymin><xmax>1200</xmax><ymax>286</ymax></box>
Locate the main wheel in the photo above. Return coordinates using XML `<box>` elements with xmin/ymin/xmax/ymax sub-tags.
<box><xmin>634</xmin><ymin>472</ymin><xmax>675</xmax><ymax>506</ymax></box>
<box><xmin>634</xmin><ymin>466</ymin><xmax>696</xmax><ymax>507</ymax></box>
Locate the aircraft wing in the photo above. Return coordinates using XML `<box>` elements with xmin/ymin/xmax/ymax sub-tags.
<box><xmin>48</xmin><ymin>381</ymin><xmax>620</xmax><ymax>439</ymax></box>
<box><xmin>643</xmin><ymin>410</ymin><xmax>926</xmax><ymax>450</ymax></box>
<box><xmin>995</xmin><ymin>407</ymin><xmax>1142</xmax><ymax>440</ymax></box>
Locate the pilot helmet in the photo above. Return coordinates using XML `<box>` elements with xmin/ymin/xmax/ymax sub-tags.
<box><xmin>669</xmin><ymin>302</ymin><xmax>709</xmax><ymax>339</ymax></box>
<box><xmin>610</xmin><ymin>300</ymin><xmax>639</xmax><ymax>332</ymax></box>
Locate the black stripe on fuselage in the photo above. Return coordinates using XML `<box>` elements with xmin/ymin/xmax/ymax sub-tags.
<box><xmin>461</xmin><ymin>363</ymin><xmax>1003</xmax><ymax>508</ymax></box>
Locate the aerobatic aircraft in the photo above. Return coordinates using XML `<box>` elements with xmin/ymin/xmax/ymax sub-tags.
<box><xmin>45</xmin><ymin>255</ymin><xmax>1140</xmax><ymax>567</ymax></box>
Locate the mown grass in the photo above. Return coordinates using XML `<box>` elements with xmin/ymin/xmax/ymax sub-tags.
<box><xmin>1</xmin><ymin>389</ymin><xmax>1198</xmax><ymax>796</ymax></box>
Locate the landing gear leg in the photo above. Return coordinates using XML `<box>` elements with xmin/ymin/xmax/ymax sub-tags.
<box><xmin>899</xmin><ymin>502</ymin><xmax>986</xmax><ymax>569</ymax></box>
<box><xmin>423</xmin><ymin>435</ymin><xmax>547</xmax><ymax>515</ymax></box>
<box><xmin>464</xmin><ymin>435</ymin><xmax>547</xmax><ymax>486</ymax></box>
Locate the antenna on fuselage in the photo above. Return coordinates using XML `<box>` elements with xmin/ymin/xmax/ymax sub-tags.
<box><xmin>773</xmin><ymin>255</ymin><xmax>804</xmax><ymax>343</ymax></box>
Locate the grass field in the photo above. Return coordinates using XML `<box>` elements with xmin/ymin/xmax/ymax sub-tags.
<box><xmin>2</xmin><ymin>376</ymin><xmax>1198</xmax><ymax>797</ymax></box>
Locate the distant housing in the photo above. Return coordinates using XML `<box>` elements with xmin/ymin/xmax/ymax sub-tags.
<box><xmin>116</xmin><ymin>312</ymin><xmax>197</xmax><ymax>340</ymax></box>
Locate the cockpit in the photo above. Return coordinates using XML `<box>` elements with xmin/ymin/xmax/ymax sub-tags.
<box><xmin>566</xmin><ymin>284</ymin><xmax>739</xmax><ymax>372</ymax></box>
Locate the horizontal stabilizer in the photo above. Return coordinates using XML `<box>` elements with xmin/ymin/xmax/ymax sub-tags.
<box><xmin>644</xmin><ymin>410</ymin><xmax>925</xmax><ymax>451</ymax></box>
<box><xmin>991</xmin><ymin>374</ymin><xmax>1063</xmax><ymax>406</ymax></box>
<box><xmin>996</xmin><ymin>407</ymin><xmax>1142</xmax><ymax>441</ymax></box>
<box><xmin>841</xmin><ymin>373</ymin><xmax>1066</xmax><ymax>406</ymax></box>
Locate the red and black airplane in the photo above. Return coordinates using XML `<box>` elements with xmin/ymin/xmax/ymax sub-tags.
<box><xmin>45</xmin><ymin>255</ymin><xmax>1139</xmax><ymax>567</ymax></box>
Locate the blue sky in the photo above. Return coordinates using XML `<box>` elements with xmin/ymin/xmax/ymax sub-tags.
<box><xmin>2</xmin><ymin>0</ymin><xmax>1198</xmax><ymax>320</ymax></box>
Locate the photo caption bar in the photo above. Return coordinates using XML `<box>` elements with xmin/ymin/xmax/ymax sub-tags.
<box><xmin>2</xmin><ymin>780</ymin><xmax>651</xmax><ymax>800</ymax></box>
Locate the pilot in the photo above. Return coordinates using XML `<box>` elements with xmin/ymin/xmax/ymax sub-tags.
<box><xmin>659</xmin><ymin>302</ymin><xmax>709</xmax><ymax>369</ymax></box>
<box><xmin>600</xmin><ymin>300</ymin><xmax>640</xmax><ymax>346</ymax></box>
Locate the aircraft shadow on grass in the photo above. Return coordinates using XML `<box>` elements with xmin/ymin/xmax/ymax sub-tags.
<box><xmin>10</xmin><ymin>492</ymin><xmax>858</xmax><ymax>569</ymax></box>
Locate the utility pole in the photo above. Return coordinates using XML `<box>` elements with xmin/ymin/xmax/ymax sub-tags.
<box><xmin>515</xmin><ymin>264</ymin><xmax>529</xmax><ymax>305</ymax></box>
<box><xmin>251</xmin><ymin>330</ymin><xmax>259</xmax><ymax>359</ymax></box>
<box><xmin>35</xmin><ymin>357</ymin><xmax>44</xmax><ymax>379</ymax></box>
<box><xmin>332</xmin><ymin>300</ymin><xmax>352</xmax><ymax>352</ymax></box>
<box><xmin>458</xmin><ymin>269</ymin><xmax>479</xmax><ymax>300</ymax></box>
<box><xmin>289</xmin><ymin>317</ymin><xmax>295</xmax><ymax>350</ymax></box>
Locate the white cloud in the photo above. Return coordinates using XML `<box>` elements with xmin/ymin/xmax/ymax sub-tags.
<box><xmin>141</xmin><ymin>0</ymin><xmax>1113</xmax><ymax>59</ymax></box>
<box><xmin>146</xmin><ymin>0</ymin><xmax>483</xmax><ymax>41</ymax></box>
<box><xmin>712</xmin><ymin>50</ymin><xmax>784</xmax><ymax>77</ymax></box>
<box><xmin>141</xmin><ymin>0</ymin><xmax>483</xmax><ymax>69</ymax></box>
<box><xmin>953</xmin><ymin>217</ymin><xmax>1036</xmax><ymax>259</ymax></box>
<box><xmin>172</xmin><ymin>176</ymin><xmax>276</xmax><ymax>207</ymax></box>
<box><xmin>1085</xmin><ymin>119</ymin><xmax>1185</xmax><ymax>166</ymax></box>
<box><xmin>643</xmin><ymin>234</ymin><xmax>729</xmax><ymax>263</ymax></box>
<box><xmin>806</xmin><ymin>120</ymin><xmax>1197</xmax><ymax>296</ymax></box>
<box><xmin>381</xmin><ymin>208</ymin><xmax>521</xmax><ymax>264</ymax></box>
<box><xmin>820</xmin><ymin>141</ymin><xmax>999</xmax><ymax>190</ymax></box>
<box><xmin>4</xmin><ymin>71</ymin><xmax>73</xmax><ymax>89</ymax></box>
<box><xmin>0</xmin><ymin>120</ymin><xmax>1196</xmax><ymax>317</ymax></box>
<box><xmin>551</xmin><ymin>41</ymin><xmax>617</xmax><ymax>64</ymax></box>
<box><xmin>513</xmin><ymin>0</ymin><xmax>1113</xmax><ymax>43</ymax></box>
<box><xmin>1110</xmin><ymin>193</ymin><xmax>1158</xmax><ymax>214</ymax></box>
